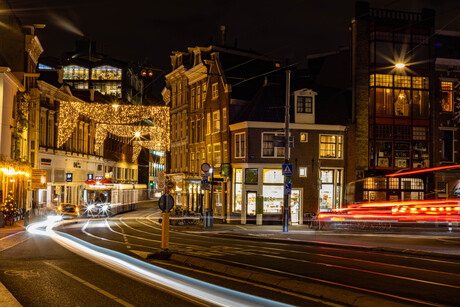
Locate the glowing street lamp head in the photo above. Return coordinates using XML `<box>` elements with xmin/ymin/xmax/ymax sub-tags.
<box><xmin>112</xmin><ymin>104</ymin><xmax>119</xmax><ymax>110</ymax></box>
<box><xmin>134</xmin><ymin>131</ymin><xmax>141</xmax><ymax>138</ymax></box>
<box><xmin>395</xmin><ymin>63</ymin><xmax>406</xmax><ymax>69</ymax></box>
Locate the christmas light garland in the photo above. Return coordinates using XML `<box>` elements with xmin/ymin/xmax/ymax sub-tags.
<box><xmin>57</xmin><ymin>101</ymin><xmax>170</xmax><ymax>154</ymax></box>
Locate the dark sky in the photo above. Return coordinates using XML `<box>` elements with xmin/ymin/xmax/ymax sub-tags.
<box><xmin>9</xmin><ymin>0</ymin><xmax>460</xmax><ymax>69</ymax></box>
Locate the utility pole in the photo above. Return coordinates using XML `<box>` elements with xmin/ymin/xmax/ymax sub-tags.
<box><xmin>283</xmin><ymin>70</ymin><xmax>291</xmax><ymax>233</ymax></box>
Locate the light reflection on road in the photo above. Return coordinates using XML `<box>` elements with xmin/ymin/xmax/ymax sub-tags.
<box><xmin>27</xmin><ymin>217</ymin><xmax>292</xmax><ymax>307</ymax></box>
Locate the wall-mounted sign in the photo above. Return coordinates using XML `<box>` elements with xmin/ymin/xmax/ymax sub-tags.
<box><xmin>40</xmin><ymin>158</ymin><xmax>52</xmax><ymax>166</ymax></box>
<box><xmin>73</xmin><ymin>162</ymin><xmax>81</xmax><ymax>169</ymax></box>
<box><xmin>32</xmin><ymin>169</ymin><xmax>47</xmax><ymax>189</ymax></box>
<box><xmin>87</xmin><ymin>174</ymin><xmax>93</xmax><ymax>180</ymax></box>
<box><xmin>104</xmin><ymin>172</ymin><xmax>112</xmax><ymax>179</ymax></box>
<box><xmin>66</xmin><ymin>173</ymin><xmax>73</xmax><ymax>182</ymax></box>
<box><xmin>95</xmin><ymin>176</ymin><xmax>103</xmax><ymax>180</ymax></box>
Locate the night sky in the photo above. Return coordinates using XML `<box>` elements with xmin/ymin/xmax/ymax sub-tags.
<box><xmin>9</xmin><ymin>0</ymin><xmax>460</xmax><ymax>69</ymax></box>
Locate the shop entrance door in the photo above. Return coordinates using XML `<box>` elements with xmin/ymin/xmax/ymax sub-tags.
<box><xmin>290</xmin><ymin>189</ymin><xmax>301</xmax><ymax>224</ymax></box>
<box><xmin>246</xmin><ymin>191</ymin><xmax>257</xmax><ymax>219</ymax></box>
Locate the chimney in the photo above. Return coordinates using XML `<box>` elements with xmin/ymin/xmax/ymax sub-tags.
<box><xmin>220</xmin><ymin>25</ymin><xmax>227</xmax><ymax>45</ymax></box>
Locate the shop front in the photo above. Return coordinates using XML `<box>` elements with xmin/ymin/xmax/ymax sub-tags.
<box><xmin>232</xmin><ymin>166</ymin><xmax>287</xmax><ymax>224</ymax></box>
<box><xmin>319</xmin><ymin>168</ymin><xmax>343</xmax><ymax>212</ymax></box>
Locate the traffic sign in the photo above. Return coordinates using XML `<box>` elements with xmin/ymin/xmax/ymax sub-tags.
<box><xmin>282</xmin><ymin>163</ymin><xmax>293</xmax><ymax>176</ymax></box>
<box><xmin>201</xmin><ymin>183</ymin><xmax>211</xmax><ymax>190</ymax></box>
<box><xmin>202</xmin><ymin>176</ymin><xmax>209</xmax><ymax>184</ymax></box>
<box><xmin>158</xmin><ymin>194</ymin><xmax>174</xmax><ymax>212</ymax></box>
<box><xmin>201</xmin><ymin>163</ymin><xmax>211</xmax><ymax>173</ymax></box>
<box><xmin>284</xmin><ymin>183</ymin><xmax>292</xmax><ymax>195</ymax></box>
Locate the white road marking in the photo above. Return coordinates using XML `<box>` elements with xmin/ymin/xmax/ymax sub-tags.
<box><xmin>44</xmin><ymin>261</ymin><xmax>134</xmax><ymax>307</ymax></box>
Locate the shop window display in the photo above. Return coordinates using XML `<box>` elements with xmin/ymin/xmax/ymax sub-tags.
<box><xmin>262</xmin><ymin>169</ymin><xmax>283</xmax><ymax>214</ymax></box>
<box><xmin>233</xmin><ymin>169</ymin><xmax>242</xmax><ymax>212</ymax></box>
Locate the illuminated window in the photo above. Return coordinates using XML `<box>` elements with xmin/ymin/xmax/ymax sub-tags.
<box><xmin>235</xmin><ymin>133</ymin><xmax>245</xmax><ymax>158</ymax></box>
<box><xmin>394</xmin><ymin>89</ymin><xmax>410</xmax><ymax>117</ymax></box>
<box><xmin>300</xmin><ymin>132</ymin><xmax>308</xmax><ymax>142</ymax></box>
<box><xmin>394</xmin><ymin>75</ymin><xmax>411</xmax><ymax>88</ymax></box>
<box><xmin>212</xmin><ymin>82</ymin><xmax>218</xmax><ymax>99</ymax></box>
<box><xmin>412</xmin><ymin>77</ymin><xmax>429</xmax><ymax>89</ymax></box>
<box><xmin>213</xmin><ymin>143</ymin><xmax>221</xmax><ymax>166</ymax></box>
<box><xmin>213</xmin><ymin>111</ymin><xmax>220</xmax><ymax>132</ymax></box>
<box><xmin>190</xmin><ymin>153</ymin><xmax>195</xmax><ymax>173</ymax></box>
<box><xmin>196</xmin><ymin>86</ymin><xmax>201</xmax><ymax>107</ymax></box>
<box><xmin>222</xmin><ymin>108</ymin><xmax>227</xmax><ymax>131</ymax></box>
<box><xmin>441</xmin><ymin>81</ymin><xmax>453</xmax><ymax>112</ymax></box>
<box><xmin>299</xmin><ymin>167</ymin><xmax>307</xmax><ymax>177</ymax></box>
<box><xmin>63</xmin><ymin>65</ymin><xmax>89</xmax><ymax>80</ymax></box>
<box><xmin>206</xmin><ymin>113</ymin><xmax>211</xmax><ymax>134</ymax></box>
<box><xmin>91</xmin><ymin>66</ymin><xmax>121</xmax><ymax>80</ymax></box>
<box><xmin>319</xmin><ymin>135</ymin><xmax>342</xmax><ymax>159</ymax></box>
<box><xmin>202</xmin><ymin>83</ymin><xmax>207</xmax><ymax>102</ymax></box>
<box><xmin>234</xmin><ymin>169</ymin><xmax>243</xmax><ymax>212</ymax></box>
<box><xmin>297</xmin><ymin>96</ymin><xmax>312</xmax><ymax>113</ymax></box>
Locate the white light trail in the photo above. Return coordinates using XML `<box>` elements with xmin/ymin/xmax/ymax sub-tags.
<box><xmin>27</xmin><ymin>218</ymin><xmax>292</xmax><ymax>307</ymax></box>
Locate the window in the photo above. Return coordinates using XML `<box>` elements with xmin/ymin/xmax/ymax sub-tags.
<box><xmin>319</xmin><ymin>135</ymin><xmax>343</xmax><ymax>159</ymax></box>
<box><xmin>297</xmin><ymin>96</ymin><xmax>312</xmax><ymax>113</ymax></box>
<box><xmin>191</xmin><ymin>88</ymin><xmax>195</xmax><ymax>110</ymax></box>
<box><xmin>190</xmin><ymin>153</ymin><xmax>195</xmax><ymax>173</ymax></box>
<box><xmin>233</xmin><ymin>169</ymin><xmax>243</xmax><ymax>212</ymax></box>
<box><xmin>441</xmin><ymin>81</ymin><xmax>453</xmax><ymax>112</ymax></box>
<box><xmin>207</xmin><ymin>144</ymin><xmax>212</xmax><ymax>162</ymax></box>
<box><xmin>299</xmin><ymin>167</ymin><xmax>307</xmax><ymax>177</ymax></box>
<box><xmin>222</xmin><ymin>108</ymin><xmax>227</xmax><ymax>131</ymax></box>
<box><xmin>394</xmin><ymin>89</ymin><xmax>410</xmax><ymax>117</ymax></box>
<box><xmin>212</xmin><ymin>82</ymin><xmax>218</xmax><ymax>99</ymax></box>
<box><xmin>441</xmin><ymin>130</ymin><xmax>454</xmax><ymax>162</ymax></box>
<box><xmin>196</xmin><ymin>119</ymin><xmax>201</xmax><ymax>142</ymax></box>
<box><xmin>191</xmin><ymin>120</ymin><xmax>195</xmax><ymax>143</ymax></box>
<box><xmin>223</xmin><ymin>141</ymin><xmax>228</xmax><ymax>163</ymax></box>
<box><xmin>206</xmin><ymin>113</ymin><xmax>211</xmax><ymax>134</ymax></box>
<box><xmin>235</xmin><ymin>133</ymin><xmax>245</xmax><ymax>158</ymax></box>
<box><xmin>91</xmin><ymin>66</ymin><xmax>122</xmax><ymax>80</ymax></box>
<box><xmin>202</xmin><ymin>83</ymin><xmax>207</xmax><ymax>102</ymax></box>
<box><xmin>63</xmin><ymin>65</ymin><xmax>89</xmax><ymax>80</ymax></box>
<box><xmin>413</xmin><ymin>127</ymin><xmax>427</xmax><ymax>141</ymax></box>
<box><xmin>196</xmin><ymin>86</ymin><xmax>201</xmax><ymax>107</ymax></box>
<box><xmin>262</xmin><ymin>169</ymin><xmax>283</xmax><ymax>214</ymax></box>
<box><xmin>300</xmin><ymin>132</ymin><xmax>308</xmax><ymax>142</ymax></box>
<box><xmin>213</xmin><ymin>143</ymin><xmax>221</xmax><ymax>166</ymax></box>
<box><xmin>213</xmin><ymin>111</ymin><xmax>220</xmax><ymax>132</ymax></box>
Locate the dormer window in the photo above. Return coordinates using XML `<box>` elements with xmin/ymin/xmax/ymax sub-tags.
<box><xmin>194</xmin><ymin>52</ymin><xmax>201</xmax><ymax>66</ymax></box>
<box><xmin>297</xmin><ymin>96</ymin><xmax>312</xmax><ymax>113</ymax></box>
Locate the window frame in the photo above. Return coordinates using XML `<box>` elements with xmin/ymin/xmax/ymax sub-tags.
<box><xmin>319</xmin><ymin>134</ymin><xmax>343</xmax><ymax>159</ymax></box>
<box><xmin>235</xmin><ymin>132</ymin><xmax>246</xmax><ymax>158</ymax></box>
<box><xmin>212</xmin><ymin>82</ymin><xmax>219</xmax><ymax>99</ymax></box>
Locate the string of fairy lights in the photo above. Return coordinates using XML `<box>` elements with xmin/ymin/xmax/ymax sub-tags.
<box><xmin>58</xmin><ymin>101</ymin><xmax>170</xmax><ymax>159</ymax></box>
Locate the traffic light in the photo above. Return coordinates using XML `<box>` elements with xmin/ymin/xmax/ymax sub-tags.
<box><xmin>149</xmin><ymin>181</ymin><xmax>154</xmax><ymax>187</ymax></box>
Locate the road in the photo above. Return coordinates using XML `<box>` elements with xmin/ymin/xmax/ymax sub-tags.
<box><xmin>2</xmin><ymin>201</ymin><xmax>460</xmax><ymax>306</ymax></box>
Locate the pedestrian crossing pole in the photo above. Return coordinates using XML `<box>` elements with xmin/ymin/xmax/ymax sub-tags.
<box><xmin>283</xmin><ymin>70</ymin><xmax>291</xmax><ymax>233</ymax></box>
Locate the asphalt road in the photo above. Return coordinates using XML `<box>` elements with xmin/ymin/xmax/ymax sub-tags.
<box><xmin>2</xmin><ymin>201</ymin><xmax>460</xmax><ymax>306</ymax></box>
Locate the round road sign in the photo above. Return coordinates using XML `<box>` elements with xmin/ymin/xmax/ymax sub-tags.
<box><xmin>158</xmin><ymin>194</ymin><xmax>174</xmax><ymax>212</ymax></box>
<box><xmin>201</xmin><ymin>162</ymin><xmax>211</xmax><ymax>173</ymax></box>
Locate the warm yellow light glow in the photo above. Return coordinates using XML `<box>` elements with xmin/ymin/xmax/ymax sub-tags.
<box><xmin>112</xmin><ymin>104</ymin><xmax>119</xmax><ymax>109</ymax></box>
<box><xmin>134</xmin><ymin>131</ymin><xmax>141</xmax><ymax>138</ymax></box>
<box><xmin>395</xmin><ymin>63</ymin><xmax>405</xmax><ymax>69</ymax></box>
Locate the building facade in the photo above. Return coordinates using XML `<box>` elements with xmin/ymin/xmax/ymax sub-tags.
<box><xmin>349</xmin><ymin>2</ymin><xmax>435</xmax><ymax>203</ymax></box>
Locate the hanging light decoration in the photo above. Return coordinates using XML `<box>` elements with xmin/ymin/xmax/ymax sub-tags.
<box><xmin>57</xmin><ymin>100</ymin><xmax>170</xmax><ymax>152</ymax></box>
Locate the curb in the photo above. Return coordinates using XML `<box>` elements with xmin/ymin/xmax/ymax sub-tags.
<box><xmin>211</xmin><ymin>232</ymin><xmax>460</xmax><ymax>260</ymax></box>
<box><xmin>0</xmin><ymin>282</ymin><xmax>21</xmax><ymax>307</ymax></box>
<box><xmin>168</xmin><ymin>253</ymin><xmax>410</xmax><ymax>307</ymax></box>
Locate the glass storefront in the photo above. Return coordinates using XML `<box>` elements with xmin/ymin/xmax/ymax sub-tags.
<box><xmin>319</xmin><ymin>169</ymin><xmax>342</xmax><ymax>212</ymax></box>
<box><xmin>290</xmin><ymin>189</ymin><xmax>301</xmax><ymax>224</ymax></box>
<box><xmin>263</xmin><ymin>169</ymin><xmax>283</xmax><ymax>214</ymax></box>
<box><xmin>246</xmin><ymin>191</ymin><xmax>256</xmax><ymax>215</ymax></box>
<box><xmin>233</xmin><ymin>169</ymin><xmax>242</xmax><ymax>212</ymax></box>
<box><xmin>92</xmin><ymin>66</ymin><xmax>122</xmax><ymax>80</ymax></box>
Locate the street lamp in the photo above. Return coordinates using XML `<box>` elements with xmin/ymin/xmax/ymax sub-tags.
<box><xmin>395</xmin><ymin>63</ymin><xmax>406</xmax><ymax>69</ymax></box>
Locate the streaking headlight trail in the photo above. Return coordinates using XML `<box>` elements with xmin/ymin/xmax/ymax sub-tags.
<box><xmin>27</xmin><ymin>218</ymin><xmax>291</xmax><ymax>307</ymax></box>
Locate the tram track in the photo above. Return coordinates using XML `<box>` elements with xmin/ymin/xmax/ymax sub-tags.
<box><xmin>63</xmin><ymin>215</ymin><xmax>460</xmax><ymax>306</ymax></box>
